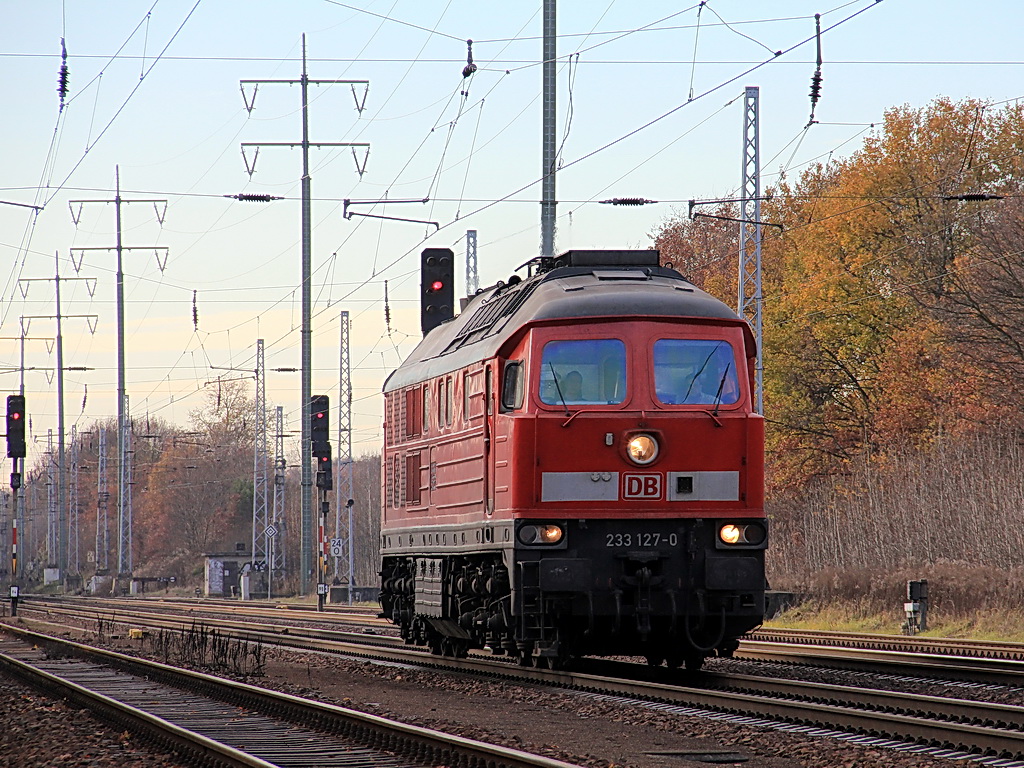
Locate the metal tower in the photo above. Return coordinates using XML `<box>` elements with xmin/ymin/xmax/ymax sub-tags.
<box><xmin>95</xmin><ymin>427</ymin><xmax>108</xmax><ymax>572</ymax></box>
<box><xmin>271</xmin><ymin>406</ymin><xmax>286</xmax><ymax>589</ymax></box>
<box><xmin>333</xmin><ymin>312</ymin><xmax>354</xmax><ymax>597</ymax></box>
<box><xmin>68</xmin><ymin>424</ymin><xmax>79</xmax><ymax>576</ymax></box>
<box><xmin>239</xmin><ymin>37</ymin><xmax>369</xmax><ymax>596</ymax></box>
<box><xmin>465</xmin><ymin>230</ymin><xmax>479</xmax><ymax>296</ymax></box>
<box><xmin>70</xmin><ymin>167</ymin><xmax>168</xmax><ymax>585</ymax></box>
<box><xmin>251</xmin><ymin>339</ymin><xmax>270</xmax><ymax>589</ymax></box>
<box><xmin>117</xmin><ymin>394</ymin><xmax>132</xmax><ymax>575</ymax></box>
<box><xmin>738</xmin><ymin>86</ymin><xmax>764</xmax><ymax>414</ymax></box>
<box><xmin>540</xmin><ymin>0</ymin><xmax>557</xmax><ymax>257</ymax></box>
<box><xmin>46</xmin><ymin>430</ymin><xmax>55</xmax><ymax>566</ymax></box>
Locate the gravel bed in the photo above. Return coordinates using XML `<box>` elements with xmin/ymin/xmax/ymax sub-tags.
<box><xmin>0</xmin><ymin>613</ymin><xmax>995</xmax><ymax>768</ymax></box>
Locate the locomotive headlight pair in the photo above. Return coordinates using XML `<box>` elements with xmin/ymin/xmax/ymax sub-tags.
<box><xmin>518</xmin><ymin>524</ymin><xmax>564</xmax><ymax>545</ymax></box>
<box><xmin>718</xmin><ymin>522</ymin><xmax>766</xmax><ymax>546</ymax></box>
<box><xmin>626</xmin><ymin>433</ymin><xmax>659</xmax><ymax>465</ymax></box>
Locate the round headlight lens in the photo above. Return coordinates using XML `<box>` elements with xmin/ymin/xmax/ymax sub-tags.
<box><xmin>719</xmin><ymin>524</ymin><xmax>741</xmax><ymax>545</ymax></box>
<box><xmin>538</xmin><ymin>524</ymin><xmax>563</xmax><ymax>544</ymax></box>
<box><xmin>742</xmin><ymin>523</ymin><xmax>766</xmax><ymax>546</ymax></box>
<box><xmin>718</xmin><ymin>523</ymin><xmax>766</xmax><ymax>545</ymax></box>
<box><xmin>518</xmin><ymin>524</ymin><xmax>564</xmax><ymax>545</ymax></box>
<box><xmin>626</xmin><ymin>434</ymin><xmax>659</xmax><ymax>465</ymax></box>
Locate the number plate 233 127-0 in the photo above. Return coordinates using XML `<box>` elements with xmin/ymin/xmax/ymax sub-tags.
<box><xmin>605</xmin><ymin>532</ymin><xmax>679</xmax><ymax>548</ymax></box>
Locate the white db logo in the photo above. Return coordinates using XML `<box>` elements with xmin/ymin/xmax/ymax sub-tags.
<box><xmin>623</xmin><ymin>474</ymin><xmax>662</xmax><ymax>499</ymax></box>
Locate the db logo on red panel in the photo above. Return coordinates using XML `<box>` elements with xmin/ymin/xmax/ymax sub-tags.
<box><xmin>623</xmin><ymin>473</ymin><xmax>662</xmax><ymax>499</ymax></box>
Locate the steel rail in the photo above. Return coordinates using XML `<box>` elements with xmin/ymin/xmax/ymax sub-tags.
<box><xmin>10</xmin><ymin>601</ymin><xmax>404</xmax><ymax>657</ymax></box>
<box><xmin>753</xmin><ymin>627</ymin><xmax>1024</xmax><ymax>660</ymax></box>
<box><xmin>0</xmin><ymin>647</ymin><xmax>279</xmax><ymax>768</ymax></box>
<box><xmin>20</xmin><ymin>599</ymin><xmax>1024</xmax><ymax>690</ymax></box>
<box><xmin>737</xmin><ymin>640</ymin><xmax>1024</xmax><ymax>686</ymax></box>
<box><xmin>0</xmin><ymin>626</ymin><xmax>585</xmax><ymax>768</ymax></box>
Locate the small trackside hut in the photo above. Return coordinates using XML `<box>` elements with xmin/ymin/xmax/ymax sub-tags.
<box><xmin>379</xmin><ymin>248</ymin><xmax>766</xmax><ymax>670</ymax></box>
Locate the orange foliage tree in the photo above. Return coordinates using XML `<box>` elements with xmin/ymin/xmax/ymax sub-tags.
<box><xmin>651</xmin><ymin>97</ymin><xmax>1024</xmax><ymax>496</ymax></box>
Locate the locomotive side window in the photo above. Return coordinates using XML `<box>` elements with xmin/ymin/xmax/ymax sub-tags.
<box><xmin>465</xmin><ymin>369</ymin><xmax>486</xmax><ymax>419</ymax></box>
<box><xmin>486</xmin><ymin>367</ymin><xmax>493</xmax><ymax>415</ymax></box>
<box><xmin>405</xmin><ymin>387</ymin><xmax>421</xmax><ymax>439</ymax></box>
<box><xmin>500</xmin><ymin>361</ymin><xmax>525</xmax><ymax>412</ymax></box>
<box><xmin>539</xmin><ymin>339</ymin><xmax>626</xmax><ymax>405</ymax></box>
<box><xmin>405</xmin><ymin>452</ymin><xmax>421</xmax><ymax>505</ymax></box>
<box><xmin>437</xmin><ymin>379</ymin><xmax>445</xmax><ymax>430</ymax></box>
<box><xmin>446</xmin><ymin>376</ymin><xmax>454</xmax><ymax>426</ymax></box>
<box><xmin>422</xmin><ymin>386</ymin><xmax>430</xmax><ymax>434</ymax></box>
<box><xmin>653</xmin><ymin>339</ymin><xmax>740</xmax><ymax>405</ymax></box>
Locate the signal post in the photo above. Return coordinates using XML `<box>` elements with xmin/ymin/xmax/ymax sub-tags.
<box><xmin>7</xmin><ymin>395</ymin><xmax>25</xmax><ymax>613</ymax></box>
<box><xmin>311</xmin><ymin>396</ymin><xmax>332</xmax><ymax>611</ymax></box>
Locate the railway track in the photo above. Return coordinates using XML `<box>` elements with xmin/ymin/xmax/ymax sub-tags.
<box><xmin>752</xmin><ymin>627</ymin><xmax>1024</xmax><ymax>661</ymax></box>
<box><xmin>18</xmin><ymin>596</ymin><xmax>1024</xmax><ymax>688</ymax></box>
<box><xmin>8</xmin><ymin>597</ymin><xmax>1024</xmax><ymax>763</ymax></box>
<box><xmin>0</xmin><ymin>624</ymin><xmax>584</xmax><ymax>768</ymax></box>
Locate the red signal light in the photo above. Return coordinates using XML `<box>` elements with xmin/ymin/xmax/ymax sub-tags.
<box><xmin>10</xmin><ymin>413</ymin><xmax>20</xmax><ymax>420</ymax></box>
<box><xmin>430</xmin><ymin>280</ymin><xmax>444</xmax><ymax>292</ymax></box>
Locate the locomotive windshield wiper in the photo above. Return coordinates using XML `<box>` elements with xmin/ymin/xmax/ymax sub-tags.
<box><xmin>711</xmin><ymin>361</ymin><xmax>732</xmax><ymax>417</ymax></box>
<box><xmin>548</xmin><ymin>363</ymin><xmax>571</xmax><ymax>417</ymax></box>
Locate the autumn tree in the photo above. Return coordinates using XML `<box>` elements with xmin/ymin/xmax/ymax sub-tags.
<box><xmin>652</xmin><ymin>202</ymin><xmax>739</xmax><ymax>300</ymax></box>
<box><xmin>753</xmin><ymin>98</ymin><xmax>1024</xmax><ymax>489</ymax></box>
<box><xmin>135</xmin><ymin>379</ymin><xmax>258</xmax><ymax>563</ymax></box>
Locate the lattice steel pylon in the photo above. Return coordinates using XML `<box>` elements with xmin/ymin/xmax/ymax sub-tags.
<box><xmin>465</xmin><ymin>230</ymin><xmax>479</xmax><ymax>296</ymax></box>
<box><xmin>251</xmin><ymin>338</ymin><xmax>270</xmax><ymax>594</ymax></box>
<box><xmin>738</xmin><ymin>86</ymin><xmax>764</xmax><ymax>415</ymax></box>
<box><xmin>46</xmin><ymin>430</ymin><xmax>56</xmax><ymax>566</ymax></box>
<box><xmin>95</xmin><ymin>427</ymin><xmax>109</xmax><ymax>572</ymax></box>
<box><xmin>69</xmin><ymin>424</ymin><xmax>79</xmax><ymax>576</ymax></box>
<box><xmin>334</xmin><ymin>312</ymin><xmax>354</xmax><ymax>598</ymax></box>
<box><xmin>271</xmin><ymin>406</ymin><xmax>286</xmax><ymax>581</ymax></box>
<box><xmin>117</xmin><ymin>394</ymin><xmax>132</xmax><ymax>575</ymax></box>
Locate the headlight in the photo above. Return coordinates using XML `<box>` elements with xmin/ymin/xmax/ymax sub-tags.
<box><xmin>626</xmin><ymin>434</ymin><xmax>659</xmax><ymax>465</ymax></box>
<box><xmin>518</xmin><ymin>524</ymin><xmax>564</xmax><ymax>545</ymax></box>
<box><xmin>719</xmin><ymin>522</ymin><xmax>766</xmax><ymax>546</ymax></box>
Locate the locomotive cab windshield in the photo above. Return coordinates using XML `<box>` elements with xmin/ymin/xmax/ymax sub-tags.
<box><xmin>539</xmin><ymin>339</ymin><xmax>627</xmax><ymax>406</ymax></box>
<box><xmin>654</xmin><ymin>338</ymin><xmax>740</xmax><ymax>406</ymax></box>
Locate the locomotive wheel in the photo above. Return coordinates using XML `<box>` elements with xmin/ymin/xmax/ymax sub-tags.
<box><xmin>684</xmin><ymin>653</ymin><xmax>705</xmax><ymax>672</ymax></box>
<box><xmin>441</xmin><ymin>637</ymin><xmax>469</xmax><ymax>658</ymax></box>
<box><xmin>646</xmin><ymin>655</ymin><xmax>665</xmax><ymax>667</ymax></box>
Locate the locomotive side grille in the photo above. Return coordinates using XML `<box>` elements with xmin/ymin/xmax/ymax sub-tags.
<box><xmin>444</xmin><ymin>280</ymin><xmax>541</xmax><ymax>353</ymax></box>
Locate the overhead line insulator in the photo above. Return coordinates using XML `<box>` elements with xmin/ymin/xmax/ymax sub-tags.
<box><xmin>225</xmin><ymin>193</ymin><xmax>283</xmax><ymax>202</ymax></box>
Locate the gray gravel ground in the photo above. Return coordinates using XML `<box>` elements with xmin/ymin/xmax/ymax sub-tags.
<box><xmin>0</xmin><ymin>614</ymin><xmax>994</xmax><ymax>768</ymax></box>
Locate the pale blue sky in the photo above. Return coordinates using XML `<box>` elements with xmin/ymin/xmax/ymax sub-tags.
<box><xmin>1</xmin><ymin>0</ymin><xmax>1021</xmax><ymax>461</ymax></box>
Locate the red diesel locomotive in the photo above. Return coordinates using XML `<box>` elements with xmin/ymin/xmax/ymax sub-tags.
<box><xmin>379</xmin><ymin>248</ymin><xmax>766</xmax><ymax>669</ymax></box>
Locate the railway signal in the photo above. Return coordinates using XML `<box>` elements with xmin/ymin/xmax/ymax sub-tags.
<box><xmin>310</xmin><ymin>395</ymin><xmax>329</xmax><ymax>457</ymax></box>
<box><xmin>420</xmin><ymin>247</ymin><xmax>454</xmax><ymax>335</ymax></box>
<box><xmin>315</xmin><ymin>443</ymin><xmax>333</xmax><ymax>489</ymax></box>
<box><xmin>6</xmin><ymin>395</ymin><xmax>25</xmax><ymax>458</ymax></box>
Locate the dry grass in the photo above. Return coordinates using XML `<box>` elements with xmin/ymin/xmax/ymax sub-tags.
<box><xmin>767</xmin><ymin>603</ymin><xmax>1024</xmax><ymax>642</ymax></box>
<box><xmin>767</xmin><ymin>563</ymin><xmax>1024</xmax><ymax>641</ymax></box>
